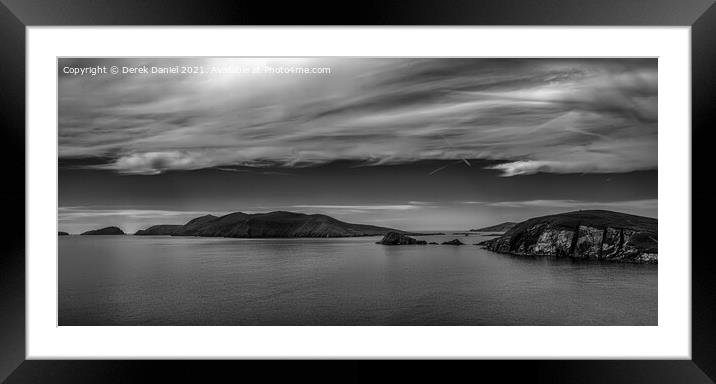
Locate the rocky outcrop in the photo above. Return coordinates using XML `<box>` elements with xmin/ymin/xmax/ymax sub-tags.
<box><xmin>479</xmin><ymin>210</ymin><xmax>657</xmax><ymax>263</ymax></box>
<box><xmin>135</xmin><ymin>211</ymin><xmax>416</xmax><ymax>238</ymax></box>
<box><xmin>376</xmin><ymin>232</ymin><xmax>427</xmax><ymax>245</ymax></box>
<box><xmin>58</xmin><ymin>231</ymin><xmax>69</xmax><ymax>236</ymax></box>
<box><xmin>81</xmin><ymin>226</ymin><xmax>125</xmax><ymax>235</ymax></box>
<box><xmin>442</xmin><ymin>239</ymin><xmax>464</xmax><ymax>245</ymax></box>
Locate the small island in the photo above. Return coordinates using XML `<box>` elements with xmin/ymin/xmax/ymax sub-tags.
<box><xmin>58</xmin><ymin>231</ymin><xmax>69</xmax><ymax>236</ymax></box>
<box><xmin>81</xmin><ymin>226</ymin><xmax>125</xmax><ymax>235</ymax></box>
<box><xmin>376</xmin><ymin>232</ymin><xmax>467</xmax><ymax>246</ymax></box>
<box><xmin>376</xmin><ymin>232</ymin><xmax>427</xmax><ymax>245</ymax></box>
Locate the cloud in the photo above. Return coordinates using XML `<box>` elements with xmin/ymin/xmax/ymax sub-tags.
<box><xmin>57</xmin><ymin>206</ymin><xmax>228</xmax><ymax>233</ymax></box>
<box><xmin>59</xmin><ymin>58</ymin><xmax>657</xmax><ymax>176</ymax></box>
<box><xmin>58</xmin><ymin>207</ymin><xmax>218</xmax><ymax>220</ymax></box>
<box><xmin>485</xmin><ymin>199</ymin><xmax>657</xmax><ymax>210</ymax></box>
<box><xmin>290</xmin><ymin>204</ymin><xmax>428</xmax><ymax>211</ymax></box>
<box><xmin>96</xmin><ymin>151</ymin><xmax>214</xmax><ymax>175</ymax></box>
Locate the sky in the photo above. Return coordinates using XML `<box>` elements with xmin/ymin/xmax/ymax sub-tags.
<box><xmin>58</xmin><ymin>58</ymin><xmax>657</xmax><ymax>233</ymax></box>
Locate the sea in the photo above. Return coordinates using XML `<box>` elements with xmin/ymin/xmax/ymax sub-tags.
<box><xmin>58</xmin><ymin>232</ymin><xmax>657</xmax><ymax>326</ymax></box>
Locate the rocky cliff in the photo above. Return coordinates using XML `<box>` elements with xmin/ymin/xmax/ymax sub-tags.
<box><xmin>479</xmin><ymin>210</ymin><xmax>657</xmax><ymax>263</ymax></box>
<box><xmin>136</xmin><ymin>211</ymin><xmax>411</xmax><ymax>238</ymax></box>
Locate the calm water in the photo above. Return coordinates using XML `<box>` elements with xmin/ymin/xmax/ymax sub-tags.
<box><xmin>58</xmin><ymin>233</ymin><xmax>657</xmax><ymax>326</ymax></box>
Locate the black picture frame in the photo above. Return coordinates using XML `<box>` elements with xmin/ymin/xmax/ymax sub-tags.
<box><xmin>1</xmin><ymin>0</ymin><xmax>714</xmax><ymax>382</ymax></box>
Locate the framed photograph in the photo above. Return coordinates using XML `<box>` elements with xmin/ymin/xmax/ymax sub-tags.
<box><xmin>1</xmin><ymin>0</ymin><xmax>714</xmax><ymax>382</ymax></box>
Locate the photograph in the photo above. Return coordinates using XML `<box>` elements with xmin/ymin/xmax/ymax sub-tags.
<box><xmin>57</xmin><ymin>57</ymin><xmax>658</xmax><ymax>326</ymax></box>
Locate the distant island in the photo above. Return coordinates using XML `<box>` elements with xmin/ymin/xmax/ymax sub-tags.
<box><xmin>478</xmin><ymin>210</ymin><xmax>657</xmax><ymax>263</ymax></box>
<box><xmin>470</xmin><ymin>222</ymin><xmax>517</xmax><ymax>232</ymax></box>
<box><xmin>376</xmin><ymin>232</ymin><xmax>465</xmax><ymax>246</ymax></box>
<box><xmin>377</xmin><ymin>232</ymin><xmax>428</xmax><ymax>245</ymax></box>
<box><xmin>135</xmin><ymin>211</ymin><xmax>438</xmax><ymax>238</ymax></box>
<box><xmin>81</xmin><ymin>226</ymin><xmax>125</xmax><ymax>235</ymax></box>
<box><xmin>58</xmin><ymin>231</ymin><xmax>69</xmax><ymax>236</ymax></box>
